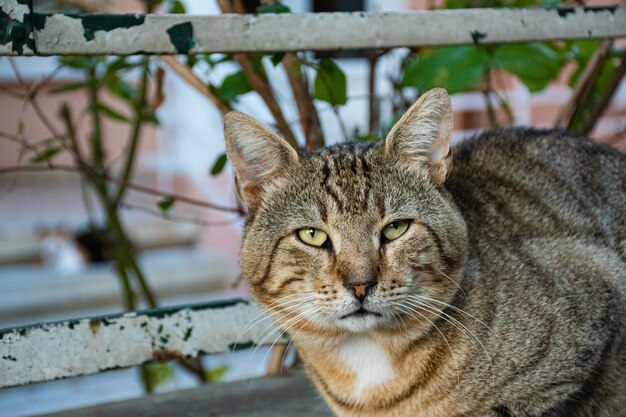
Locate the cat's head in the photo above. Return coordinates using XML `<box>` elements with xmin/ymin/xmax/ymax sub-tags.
<box><xmin>224</xmin><ymin>88</ymin><xmax>468</xmax><ymax>336</ymax></box>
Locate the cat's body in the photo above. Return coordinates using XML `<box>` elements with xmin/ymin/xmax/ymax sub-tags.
<box><xmin>224</xmin><ymin>89</ymin><xmax>626</xmax><ymax>417</ymax></box>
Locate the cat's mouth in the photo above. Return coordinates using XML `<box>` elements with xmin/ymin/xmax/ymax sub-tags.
<box><xmin>340</xmin><ymin>307</ymin><xmax>382</xmax><ymax>320</ymax></box>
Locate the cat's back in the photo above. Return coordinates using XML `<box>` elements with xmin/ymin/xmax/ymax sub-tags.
<box><xmin>446</xmin><ymin>128</ymin><xmax>626</xmax><ymax>256</ymax></box>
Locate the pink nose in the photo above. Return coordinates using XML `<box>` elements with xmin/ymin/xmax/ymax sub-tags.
<box><xmin>352</xmin><ymin>284</ymin><xmax>370</xmax><ymax>301</ymax></box>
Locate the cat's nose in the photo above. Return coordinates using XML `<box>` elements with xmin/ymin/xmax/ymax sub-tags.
<box><xmin>350</xmin><ymin>283</ymin><xmax>372</xmax><ymax>302</ymax></box>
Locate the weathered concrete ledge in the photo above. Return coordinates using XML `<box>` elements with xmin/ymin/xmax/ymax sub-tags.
<box><xmin>1</xmin><ymin>2</ymin><xmax>625</xmax><ymax>55</ymax></box>
<box><xmin>0</xmin><ymin>299</ymin><xmax>287</xmax><ymax>388</ymax></box>
<box><xmin>37</xmin><ymin>368</ymin><xmax>332</xmax><ymax>417</ymax></box>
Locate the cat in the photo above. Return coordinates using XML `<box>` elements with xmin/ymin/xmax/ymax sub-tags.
<box><xmin>223</xmin><ymin>88</ymin><xmax>626</xmax><ymax>417</ymax></box>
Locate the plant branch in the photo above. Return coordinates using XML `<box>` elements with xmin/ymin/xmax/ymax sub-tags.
<box><xmin>159</xmin><ymin>56</ymin><xmax>233</xmax><ymax>115</ymax></box>
<box><xmin>0</xmin><ymin>164</ymin><xmax>244</xmax><ymax>213</ymax></box>
<box><xmin>217</xmin><ymin>0</ymin><xmax>299</xmax><ymax>149</ymax></box>
<box><xmin>283</xmin><ymin>53</ymin><xmax>324</xmax><ymax>150</ymax></box>
<box><xmin>580</xmin><ymin>53</ymin><xmax>626</xmax><ymax>135</ymax></box>
<box><xmin>87</xmin><ymin>67</ymin><xmax>107</xmax><ymax>175</ymax></box>
<box><xmin>235</xmin><ymin>54</ymin><xmax>299</xmax><ymax>148</ymax></box>
<box><xmin>113</xmin><ymin>57</ymin><xmax>150</xmax><ymax>206</ymax></box>
<box><xmin>555</xmin><ymin>39</ymin><xmax>614</xmax><ymax>129</ymax></box>
<box><xmin>367</xmin><ymin>52</ymin><xmax>380</xmax><ymax>134</ymax></box>
<box><xmin>122</xmin><ymin>202</ymin><xmax>242</xmax><ymax>227</ymax></box>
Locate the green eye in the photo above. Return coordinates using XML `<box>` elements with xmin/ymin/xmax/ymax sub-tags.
<box><xmin>297</xmin><ymin>228</ymin><xmax>329</xmax><ymax>247</ymax></box>
<box><xmin>382</xmin><ymin>220</ymin><xmax>410</xmax><ymax>242</ymax></box>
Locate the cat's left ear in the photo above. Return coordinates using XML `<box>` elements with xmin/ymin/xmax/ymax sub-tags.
<box><xmin>384</xmin><ymin>88</ymin><xmax>453</xmax><ymax>185</ymax></box>
<box><xmin>224</xmin><ymin>112</ymin><xmax>299</xmax><ymax>210</ymax></box>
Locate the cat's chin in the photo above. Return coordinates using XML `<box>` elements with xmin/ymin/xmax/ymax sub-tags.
<box><xmin>335</xmin><ymin>310</ymin><xmax>386</xmax><ymax>333</ymax></box>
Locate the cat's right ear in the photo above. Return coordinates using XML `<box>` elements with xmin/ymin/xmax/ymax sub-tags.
<box><xmin>223</xmin><ymin>112</ymin><xmax>299</xmax><ymax>210</ymax></box>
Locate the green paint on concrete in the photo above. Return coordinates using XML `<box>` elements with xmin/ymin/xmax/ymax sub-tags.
<box><xmin>166</xmin><ymin>21</ymin><xmax>195</xmax><ymax>54</ymax></box>
<box><xmin>0</xmin><ymin>4</ymin><xmax>36</xmax><ymax>54</ymax></box>
<box><xmin>76</xmin><ymin>14</ymin><xmax>146</xmax><ymax>41</ymax></box>
<box><xmin>33</xmin><ymin>13</ymin><xmax>48</xmax><ymax>30</ymax></box>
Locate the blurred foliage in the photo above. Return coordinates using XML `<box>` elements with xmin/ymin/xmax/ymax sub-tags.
<box><xmin>314</xmin><ymin>58</ymin><xmax>348</xmax><ymax>106</ymax></box>
<box><xmin>205</xmin><ymin>364</ymin><xmax>229</xmax><ymax>382</ymax></box>
<box><xmin>143</xmin><ymin>363</ymin><xmax>174</xmax><ymax>392</ymax></box>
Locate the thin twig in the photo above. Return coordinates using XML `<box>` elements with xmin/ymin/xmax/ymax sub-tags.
<box><xmin>9</xmin><ymin>58</ymin><xmax>65</xmax><ymax>139</ymax></box>
<box><xmin>122</xmin><ymin>203</ymin><xmax>242</xmax><ymax>227</ymax></box>
<box><xmin>283</xmin><ymin>53</ymin><xmax>324</xmax><ymax>150</ymax></box>
<box><xmin>0</xmin><ymin>164</ymin><xmax>244</xmax><ymax>213</ymax></box>
<box><xmin>113</xmin><ymin>57</ymin><xmax>150</xmax><ymax>206</ymax></box>
<box><xmin>368</xmin><ymin>52</ymin><xmax>380</xmax><ymax>134</ymax></box>
<box><xmin>217</xmin><ymin>0</ymin><xmax>299</xmax><ymax>149</ymax></box>
<box><xmin>555</xmin><ymin>39</ymin><xmax>614</xmax><ymax>129</ymax></box>
<box><xmin>159</xmin><ymin>56</ymin><xmax>233</xmax><ymax>115</ymax></box>
<box><xmin>235</xmin><ymin>54</ymin><xmax>299</xmax><ymax>148</ymax></box>
<box><xmin>580</xmin><ymin>53</ymin><xmax>626</xmax><ymax>135</ymax></box>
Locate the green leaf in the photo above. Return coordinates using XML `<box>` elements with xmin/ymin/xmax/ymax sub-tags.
<box><xmin>565</xmin><ymin>40</ymin><xmax>602</xmax><ymax>87</ymax></box>
<box><xmin>401</xmin><ymin>46</ymin><xmax>489</xmax><ymax>94</ymax></box>
<box><xmin>169</xmin><ymin>0</ymin><xmax>186</xmax><ymax>13</ymax></box>
<box><xmin>493</xmin><ymin>43</ymin><xmax>562</xmax><ymax>92</ymax></box>
<box><xmin>29</xmin><ymin>146</ymin><xmax>62</xmax><ymax>164</ymax></box>
<box><xmin>143</xmin><ymin>110</ymin><xmax>160</xmax><ymax>125</ymax></box>
<box><xmin>314</xmin><ymin>58</ymin><xmax>347</xmax><ymax>106</ymax></box>
<box><xmin>104</xmin><ymin>57</ymin><xmax>132</xmax><ymax>76</ymax></box>
<box><xmin>49</xmin><ymin>82</ymin><xmax>90</xmax><ymax>94</ymax></box>
<box><xmin>203</xmin><ymin>54</ymin><xmax>234</xmax><ymax>69</ymax></box>
<box><xmin>256</xmin><ymin>3</ymin><xmax>291</xmax><ymax>13</ymax></box>
<box><xmin>210</xmin><ymin>153</ymin><xmax>228</xmax><ymax>176</ymax></box>
<box><xmin>219</xmin><ymin>71</ymin><xmax>252</xmax><ymax>103</ymax></box>
<box><xmin>249</xmin><ymin>53</ymin><xmax>266</xmax><ymax>76</ymax></box>
<box><xmin>93</xmin><ymin>103</ymin><xmax>131</xmax><ymax>123</ymax></box>
<box><xmin>205</xmin><ymin>365</ymin><xmax>228</xmax><ymax>383</ymax></box>
<box><xmin>270</xmin><ymin>52</ymin><xmax>285</xmax><ymax>66</ymax></box>
<box><xmin>185</xmin><ymin>54</ymin><xmax>198</xmax><ymax>68</ymax></box>
<box><xmin>106</xmin><ymin>78</ymin><xmax>138</xmax><ymax>102</ymax></box>
<box><xmin>357</xmin><ymin>133</ymin><xmax>381</xmax><ymax>142</ymax></box>
<box><xmin>157</xmin><ymin>196</ymin><xmax>176</xmax><ymax>213</ymax></box>
<box><xmin>58</xmin><ymin>56</ymin><xmax>100</xmax><ymax>70</ymax></box>
<box><xmin>144</xmin><ymin>363</ymin><xmax>174</xmax><ymax>392</ymax></box>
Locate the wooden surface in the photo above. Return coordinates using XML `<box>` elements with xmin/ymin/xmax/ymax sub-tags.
<box><xmin>37</xmin><ymin>369</ymin><xmax>333</xmax><ymax>417</ymax></box>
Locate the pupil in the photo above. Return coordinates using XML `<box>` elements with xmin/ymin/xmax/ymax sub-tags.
<box><xmin>309</xmin><ymin>229</ymin><xmax>315</xmax><ymax>238</ymax></box>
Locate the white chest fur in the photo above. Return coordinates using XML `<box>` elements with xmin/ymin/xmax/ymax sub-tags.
<box><xmin>339</xmin><ymin>335</ymin><xmax>395</xmax><ymax>399</ymax></box>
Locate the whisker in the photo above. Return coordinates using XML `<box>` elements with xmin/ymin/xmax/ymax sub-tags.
<box><xmin>391</xmin><ymin>301</ymin><xmax>461</xmax><ymax>385</ymax></box>
<box><xmin>411</xmin><ymin>294</ymin><xmax>500</xmax><ymax>340</ymax></box>
<box><xmin>234</xmin><ymin>294</ymin><xmax>316</xmax><ymax>347</ymax></box>
<box><xmin>257</xmin><ymin>309</ymin><xmax>324</xmax><ymax>378</ymax></box>
<box><xmin>406</xmin><ymin>296</ymin><xmax>495</xmax><ymax>384</ymax></box>
<box><xmin>251</xmin><ymin>303</ymin><xmax>322</xmax><ymax>356</ymax></box>
<box><xmin>434</xmin><ymin>267</ymin><xmax>468</xmax><ymax>300</ymax></box>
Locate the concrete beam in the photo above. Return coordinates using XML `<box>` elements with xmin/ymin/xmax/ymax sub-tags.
<box><xmin>1</xmin><ymin>6</ymin><xmax>625</xmax><ymax>56</ymax></box>
<box><xmin>0</xmin><ymin>299</ymin><xmax>286</xmax><ymax>388</ymax></box>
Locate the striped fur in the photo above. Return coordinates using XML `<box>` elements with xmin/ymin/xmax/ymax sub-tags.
<box><xmin>224</xmin><ymin>89</ymin><xmax>626</xmax><ymax>417</ymax></box>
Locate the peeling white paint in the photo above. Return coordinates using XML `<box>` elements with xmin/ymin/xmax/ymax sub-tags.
<box><xmin>0</xmin><ymin>0</ymin><xmax>35</xmax><ymax>55</ymax></box>
<box><xmin>0</xmin><ymin>301</ymin><xmax>286</xmax><ymax>388</ymax></box>
<box><xmin>1</xmin><ymin>0</ymin><xmax>30</xmax><ymax>21</ymax></box>
<box><xmin>19</xmin><ymin>7</ymin><xmax>626</xmax><ymax>56</ymax></box>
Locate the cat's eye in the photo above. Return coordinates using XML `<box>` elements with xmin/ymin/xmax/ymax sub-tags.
<box><xmin>297</xmin><ymin>228</ymin><xmax>329</xmax><ymax>248</ymax></box>
<box><xmin>382</xmin><ymin>220</ymin><xmax>410</xmax><ymax>242</ymax></box>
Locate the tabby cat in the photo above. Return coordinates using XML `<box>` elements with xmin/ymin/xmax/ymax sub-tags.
<box><xmin>223</xmin><ymin>88</ymin><xmax>626</xmax><ymax>417</ymax></box>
